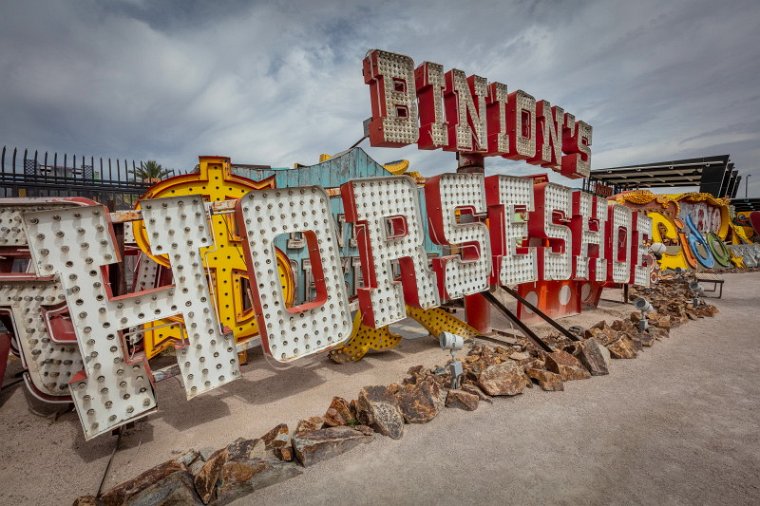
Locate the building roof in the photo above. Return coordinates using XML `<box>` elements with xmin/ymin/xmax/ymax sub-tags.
<box><xmin>589</xmin><ymin>155</ymin><xmax>739</xmax><ymax>197</ymax></box>
<box><xmin>731</xmin><ymin>198</ymin><xmax>760</xmax><ymax>212</ymax></box>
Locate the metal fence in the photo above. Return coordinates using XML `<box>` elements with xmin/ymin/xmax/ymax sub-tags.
<box><xmin>0</xmin><ymin>145</ymin><xmax>181</xmax><ymax>209</ymax></box>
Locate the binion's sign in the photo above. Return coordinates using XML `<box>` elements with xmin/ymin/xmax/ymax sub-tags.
<box><xmin>2</xmin><ymin>50</ymin><xmax>653</xmax><ymax>440</ymax></box>
<box><xmin>363</xmin><ymin>49</ymin><xmax>592</xmax><ymax>178</ymax></box>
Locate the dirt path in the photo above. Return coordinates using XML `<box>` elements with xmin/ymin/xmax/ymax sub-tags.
<box><xmin>1</xmin><ymin>272</ymin><xmax>758</xmax><ymax>505</ymax></box>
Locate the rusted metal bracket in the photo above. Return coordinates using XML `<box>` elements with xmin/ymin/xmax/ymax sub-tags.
<box><xmin>481</xmin><ymin>291</ymin><xmax>554</xmax><ymax>353</ymax></box>
<box><xmin>500</xmin><ymin>286</ymin><xmax>581</xmax><ymax>342</ymax></box>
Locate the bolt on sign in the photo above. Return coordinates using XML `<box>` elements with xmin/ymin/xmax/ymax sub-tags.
<box><xmin>0</xmin><ymin>49</ymin><xmax>655</xmax><ymax>439</ymax></box>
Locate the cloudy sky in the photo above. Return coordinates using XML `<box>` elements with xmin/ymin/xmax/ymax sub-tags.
<box><xmin>1</xmin><ymin>0</ymin><xmax>759</xmax><ymax>195</ymax></box>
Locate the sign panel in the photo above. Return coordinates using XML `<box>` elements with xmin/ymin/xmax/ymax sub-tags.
<box><xmin>0</xmin><ymin>49</ymin><xmax>665</xmax><ymax>440</ymax></box>
<box><xmin>363</xmin><ymin>49</ymin><xmax>593</xmax><ymax>178</ymax></box>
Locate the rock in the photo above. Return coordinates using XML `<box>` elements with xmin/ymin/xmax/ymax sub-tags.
<box><xmin>274</xmin><ymin>446</ymin><xmax>294</xmax><ymax>462</ymax></box>
<box><xmin>353</xmin><ymin>424</ymin><xmax>375</xmax><ymax>437</ymax></box>
<box><xmin>193</xmin><ymin>436</ymin><xmax>282</xmax><ymax>504</ymax></box>
<box><xmin>101</xmin><ymin>459</ymin><xmax>185</xmax><ymax>506</ymax></box>
<box><xmin>260</xmin><ymin>423</ymin><xmax>290</xmax><ymax>450</ymax></box>
<box><xmin>627</xmin><ymin>333</ymin><xmax>644</xmax><ymax>351</ymax></box>
<box><xmin>574</xmin><ymin>339</ymin><xmax>610</xmax><ymax>376</ymax></box>
<box><xmin>697</xmin><ymin>304</ymin><xmax>714</xmax><ymax>317</ymax></box>
<box><xmin>477</xmin><ymin>360</ymin><xmax>529</xmax><ymax>396</ymax></box>
<box><xmin>198</xmin><ymin>447</ymin><xmax>216</xmax><ymax>461</ymax></box>
<box><xmin>124</xmin><ymin>471</ymin><xmax>202</xmax><ymax>506</ymax></box>
<box><xmin>522</xmin><ymin>371</ymin><xmax>534</xmax><ymax>388</ymax></box>
<box><xmin>520</xmin><ymin>357</ymin><xmax>546</xmax><ymax>371</ymax></box>
<box><xmin>545</xmin><ymin>350</ymin><xmax>591</xmax><ymax>381</ymax></box>
<box><xmin>295</xmin><ymin>416</ymin><xmax>324</xmax><ymax>435</ymax></box>
<box><xmin>606</xmin><ymin>336</ymin><xmax>638</xmax><ymax>359</ymax></box>
<box><xmin>460</xmin><ymin>383</ymin><xmax>493</xmax><ymax>403</ymax></box>
<box><xmin>584</xmin><ymin>320</ymin><xmax>608</xmax><ymax>339</ymax></box>
<box><xmin>226</xmin><ymin>437</ymin><xmax>266</xmax><ymax>461</ymax></box>
<box><xmin>188</xmin><ymin>457</ymin><xmax>206</xmax><ymax>477</ymax></box>
<box><xmin>407</xmin><ymin>365</ymin><xmax>425</xmax><ymax>376</ymax></box>
<box><xmin>214</xmin><ymin>458</ymin><xmax>302</xmax><ymax>504</ymax></box>
<box><xmin>356</xmin><ymin>385</ymin><xmax>405</xmax><ymax>439</ymax></box>
<box><xmin>640</xmin><ymin>332</ymin><xmax>655</xmax><ymax>347</ymax></box>
<box><xmin>176</xmin><ymin>449</ymin><xmax>200</xmax><ymax>468</ymax></box>
<box><xmin>193</xmin><ymin>449</ymin><xmax>229</xmax><ymax>504</ymax></box>
<box><xmin>508</xmin><ymin>351</ymin><xmax>531</xmax><ymax>361</ymax></box>
<box><xmin>187</xmin><ymin>458</ymin><xmax>206</xmax><ymax>476</ymax></box>
<box><xmin>445</xmin><ymin>389</ymin><xmax>479</xmax><ymax>411</ymax></box>
<box><xmin>651</xmin><ymin>314</ymin><xmax>671</xmax><ymax>329</ymax></box>
<box><xmin>403</xmin><ymin>365</ymin><xmax>427</xmax><ymax>385</ymax></box>
<box><xmin>292</xmin><ymin>426</ymin><xmax>373</xmax><ymax>467</ymax></box>
<box><xmin>175</xmin><ymin>450</ymin><xmax>203</xmax><ymax>477</ymax></box>
<box><xmin>395</xmin><ymin>376</ymin><xmax>444</xmax><ymax>423</ymax></box>
<box><xmin>525</xmin><ymin>368</ymin><xmax>564</xmax><ymax>391</ymax></box>
<box><xmin>650</xmin><ymin>327</ymin><xmax>669</xmax><ymax>340</ymax></box>
<box><xmin>73</xmin><ymin>496</ymin><xmax>100</xmax><ymax>506</ymax></box>
<box><xmin>323</xmin><ymin>397</ymin><xmax>357</xmax><ymax>427</ymax></box>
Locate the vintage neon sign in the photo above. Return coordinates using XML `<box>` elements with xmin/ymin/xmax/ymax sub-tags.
<box><xmin>363</xmin><ymin>49</ymin><xmax>593</xmax><ymax>178</ymax></box>
<box><xmin>4</xmin><ymin>163</ymin><xmax>652</xmax><ymax>439</ymax></box>
<box><xmin>614</xmin><ymin>190</ymin><xmax>759</xmax><ymax>272</ymax></box>
<box><xmin>23</xmin><ymin>198</ymin><xmax>241</xmax><ymax>438</ymax></box>
<box><xmin>1</xmin><ymin>50</ymin><xmax>651</xmax><ymax>440</ymax></box>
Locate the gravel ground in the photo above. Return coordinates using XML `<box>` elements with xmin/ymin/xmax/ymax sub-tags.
<box><xmin>1</xmin><ymin>272</ymin><xmax>758</xmax><ymax>505</ymax></box>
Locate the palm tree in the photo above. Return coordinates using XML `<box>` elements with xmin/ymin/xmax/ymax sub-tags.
<box><xmin>131</xmin><ymin>160</ymin><xmax>171</xmax><ymax>182</ymax></box>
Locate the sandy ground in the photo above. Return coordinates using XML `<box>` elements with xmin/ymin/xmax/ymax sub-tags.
<box><xmin>1</xmin><ymin>273</ymin><xmax>758</xmax><ymax>505</ymax></box>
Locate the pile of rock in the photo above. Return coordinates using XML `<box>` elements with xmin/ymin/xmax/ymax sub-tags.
<box><xmin>74</xmin><ymin>416</ymin><xmax>376</xmax><ymax>506</ymax></box>
<box><xmin>75</xmin><ymin>276</ymin><xmax>720</xmax><ymax>505</ymax></box>
<box><xmin>630</xmin><ymin>274</ymin><xmax>719</xmax><ymax>323</ymax></box>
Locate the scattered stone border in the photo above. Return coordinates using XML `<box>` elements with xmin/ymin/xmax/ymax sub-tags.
<box><xmin>74</xmin><ymin>275</ymin><xmax>719</xmax><ymax>506</ymax></box>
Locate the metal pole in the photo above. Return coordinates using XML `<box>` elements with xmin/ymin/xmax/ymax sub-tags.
<box><xmin>500</xmin><ymin>286</ymin><xmax>581</xmax><ymax>342</ymax></box>
<box><xmin>481</xmin><ymin>291</ymin><xmax>554</xmax><ymax>353</ymax></box>
<box><xmin>746</xmin><ymin>174</ymin><xmax>751</xmax><ymax>200</ymax></box>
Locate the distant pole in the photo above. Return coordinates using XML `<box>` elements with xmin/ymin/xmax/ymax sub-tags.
<box><xmin>746</xmin><ymin>174</ymin><xmax>752</xmax><ymax>200</ymax></box>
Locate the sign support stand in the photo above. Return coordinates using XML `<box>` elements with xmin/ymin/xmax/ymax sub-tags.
<box><xmin>457</xmin><ymin>153</ymin><xmax>492</xmax><ymax>333</ymax></box>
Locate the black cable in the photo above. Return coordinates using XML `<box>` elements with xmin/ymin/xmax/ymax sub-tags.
<box><xmin>348</xmin><ymin>135</ymin><xmax>368</xmax><ymax>150</ymax></box>
<box><xmin>97</xmin><ymin>429</ymin><xmax>123</xmax><ymax>497</ymax></box>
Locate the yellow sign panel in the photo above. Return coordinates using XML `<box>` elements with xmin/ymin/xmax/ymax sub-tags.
<box><xmin>330</xmin><ymin>305</ymin><xmax>479</xmax><ymax>363</ymax></box>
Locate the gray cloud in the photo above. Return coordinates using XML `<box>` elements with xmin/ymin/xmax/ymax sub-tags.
<box><xmin>1</xmin><ymin>0</ymin><xmax>758</xmax><ymax>196</ymax></box>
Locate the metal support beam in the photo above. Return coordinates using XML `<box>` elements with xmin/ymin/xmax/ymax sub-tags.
<box><xmin>481</xmin><ymin>291</ymin><xmax>554</xmax><ymax>353</ymax></box>
<box><xmin>500</xmin><ymin>286</ymin><xmax>581</xmax><ymax>342</ymax></box>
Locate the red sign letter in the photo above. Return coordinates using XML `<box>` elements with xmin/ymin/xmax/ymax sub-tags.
<box><xmin>363</xmin><ymin>49</ymin><xmax>419</xmax><ymax>147</ymax></box>
<box><xmin>425</xmin><ymin>173</ymin><xmax>491</xmax><ymax>301</ymax></box>
<box><xmin>443</xmin><ymin>70</ymin><xmax>488</xmax><ymax>153</ymax></box>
